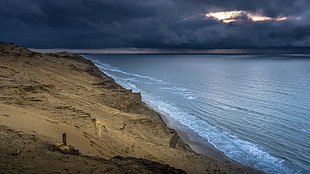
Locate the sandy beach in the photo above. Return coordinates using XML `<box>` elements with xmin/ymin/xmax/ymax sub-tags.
<box><xmin>0</xmin><ymin>42</ymin><xmax>264</xmax><ymax>174</ymax></box>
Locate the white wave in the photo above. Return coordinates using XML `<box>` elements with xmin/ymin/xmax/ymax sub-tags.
<box><xmin>160</xmin><ymin>87</ymin><xmax>197</xmax><ymax>100</ymax></box>
<box><xmin>87</xmin><ymin>58</ymin><xmax>167</xmax><ymax>84</ymax></box>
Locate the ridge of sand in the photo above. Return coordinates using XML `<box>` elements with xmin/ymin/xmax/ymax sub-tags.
<box><xmin>0</xmin><ymin>42</ymin><xmax>264</xmax><ymax>174</ymax></box>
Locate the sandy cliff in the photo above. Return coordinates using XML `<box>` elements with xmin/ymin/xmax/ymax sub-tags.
<box><xmin>0</xmin><ymin>42</ymin><xmax>263</xmax><ymax>174</ymax></box>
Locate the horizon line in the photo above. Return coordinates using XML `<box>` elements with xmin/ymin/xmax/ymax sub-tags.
<box><xmin>29</xmin><ymin>48</ymin><xmax>310</xmax><ymax>54</ymax></box>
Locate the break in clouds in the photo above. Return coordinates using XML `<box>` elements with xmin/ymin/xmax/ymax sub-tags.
<box><xmin>0</xmin><ymin>0</ymin><xmax>310</xmax><ymax>49</ymax></box>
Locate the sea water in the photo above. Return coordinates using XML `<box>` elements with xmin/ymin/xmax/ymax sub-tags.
<box><xmin>84</xmin><ymin>54</ymin><xmax>310</xmax><ymax>174</ymax></box>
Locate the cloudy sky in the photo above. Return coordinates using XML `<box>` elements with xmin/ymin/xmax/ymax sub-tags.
<box><xmin>1</xmin><ymin>0</ymin><xmax>310</xmax><ymax>50</ymax></box>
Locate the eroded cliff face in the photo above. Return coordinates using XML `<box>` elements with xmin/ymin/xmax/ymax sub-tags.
<box><xmin>0</xmin><ymin>42</ymin><xmax>264</xmax><ymax>174</ymax></box>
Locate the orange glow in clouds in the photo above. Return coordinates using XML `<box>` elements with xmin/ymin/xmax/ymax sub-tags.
<box><xmin>206</xmin><ymin>11</ymin><xmax>288</xmax><ymax>23</ymax></box>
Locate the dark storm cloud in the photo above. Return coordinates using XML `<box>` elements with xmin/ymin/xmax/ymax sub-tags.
<box><xmin>0</xmin><ymin>0</ymin><xmax>309</xmax><ymax>49</ymax></box>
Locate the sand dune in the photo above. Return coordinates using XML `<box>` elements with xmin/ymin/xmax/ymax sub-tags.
<box><xmin>0</xmin><ymin>42</ymin><xmax>263</xmax><ymax>174</ymax></box>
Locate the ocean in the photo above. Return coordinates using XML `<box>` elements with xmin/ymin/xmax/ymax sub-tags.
<box><xmin>84</xmin><ymin>54</ymin><xmax>310</xmax><ymax>174</ymax></box>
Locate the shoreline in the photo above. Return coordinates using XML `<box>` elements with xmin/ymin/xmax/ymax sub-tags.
<box><xmin>0</xmin><ymin>42</ymin><xmax>264</xmax><ymax>174</ymax></box>
<box><xmin>144</xmin><ymin>104</ymin><xmax>235</xmax><ymax>163</ymax></box>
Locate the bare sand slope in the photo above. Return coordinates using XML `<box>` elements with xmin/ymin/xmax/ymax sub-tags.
<box><xmin>0</xmin><ymin>42</ymin><xmax>264</xmax><ymax>174</ymax></box>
